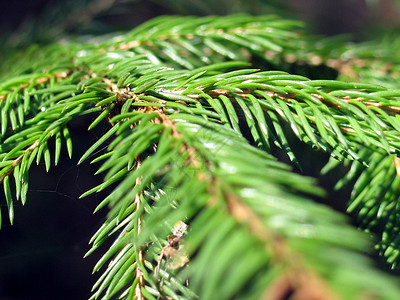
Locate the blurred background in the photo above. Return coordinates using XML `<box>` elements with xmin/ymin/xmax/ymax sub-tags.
<box><xmin>0</xmin><ymin>0</ymin><xmax>400</xmax><ymax>299</ymax></box>
<box><xmin>1</xmin><ymin>0</ymin><xmax>400</xmax><ymax>45</ymax></box>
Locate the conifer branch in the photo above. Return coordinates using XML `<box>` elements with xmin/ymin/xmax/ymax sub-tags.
<box><xmin>2</xmin><ymin>13</ymin><xmax>400</xmax><ymax>300</ymax></box>
<box><xmin>0</xmin><ymin>71</ymin><xmax>70</xmax><ymax>102</ymax></box>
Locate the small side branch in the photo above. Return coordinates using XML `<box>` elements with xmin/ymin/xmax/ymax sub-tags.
<box><xmin>0</xmin><ymin>140</ymin><xmax>39</xmax><ymax>184</ymax></box>
<box><xmin>0</xmin><ymin>71</ymin><xmax>69</xmax><ymax>103</ymax></box>
<box><xmin>134</xmin><ymin>161</ymin><xmax>145</xmax><ymax>300</ymax></box>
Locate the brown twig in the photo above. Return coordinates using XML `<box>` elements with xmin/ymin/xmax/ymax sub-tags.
<box><xmin>0</xmin><ymin>71</ymin><xmax>70</xmax><ymax>103</ymax></box>
<box><xmin>264</xmin><ymin>269</ymin><xmax>339</xmax><ymax>300</ymax></box>
<box><xmin>220</xmin><ymin>190</ymin><xmax>339</xmax><ymax>300</ymax></box>
<box><xmin>134</xmin><ymin>161</ymin><xmax>145</xmax><ymax>300</ymax></box>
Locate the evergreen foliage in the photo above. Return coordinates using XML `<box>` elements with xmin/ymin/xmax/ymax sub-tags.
<box><xmin>1</xmin><ymin>7</ymin><xmax>400</xmax><ymax>300</ymax></box>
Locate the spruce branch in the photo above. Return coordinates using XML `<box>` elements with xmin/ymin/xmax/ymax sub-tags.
<box><xmin>323</xmin><ymin>148</ymin><xmax>400</xmax><ymax>270</ymax></box>
<box><xmin>2</xmin><ymin>13</ymin><xmax>400</xmax><ymax>300</ymax></box>
<box><xmin>81</xmin><ymin>61</ymin><xmax>400</xmax><ymax>298</ymax></box>
<box><xmin>282</xmin><ymin>34</ymin><xmax>400</xmax><ymax>88</ymax></box>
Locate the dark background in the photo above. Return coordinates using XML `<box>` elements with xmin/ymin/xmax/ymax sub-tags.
<box><xmin>1</xmin><ymin>0</ymin><xmax>399</xmax><ymax>39</ymax></box>
<box><xmin>0</xmin><ymin>1</ymin><xmax>399</xmax><ymax>299</ymax></box>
